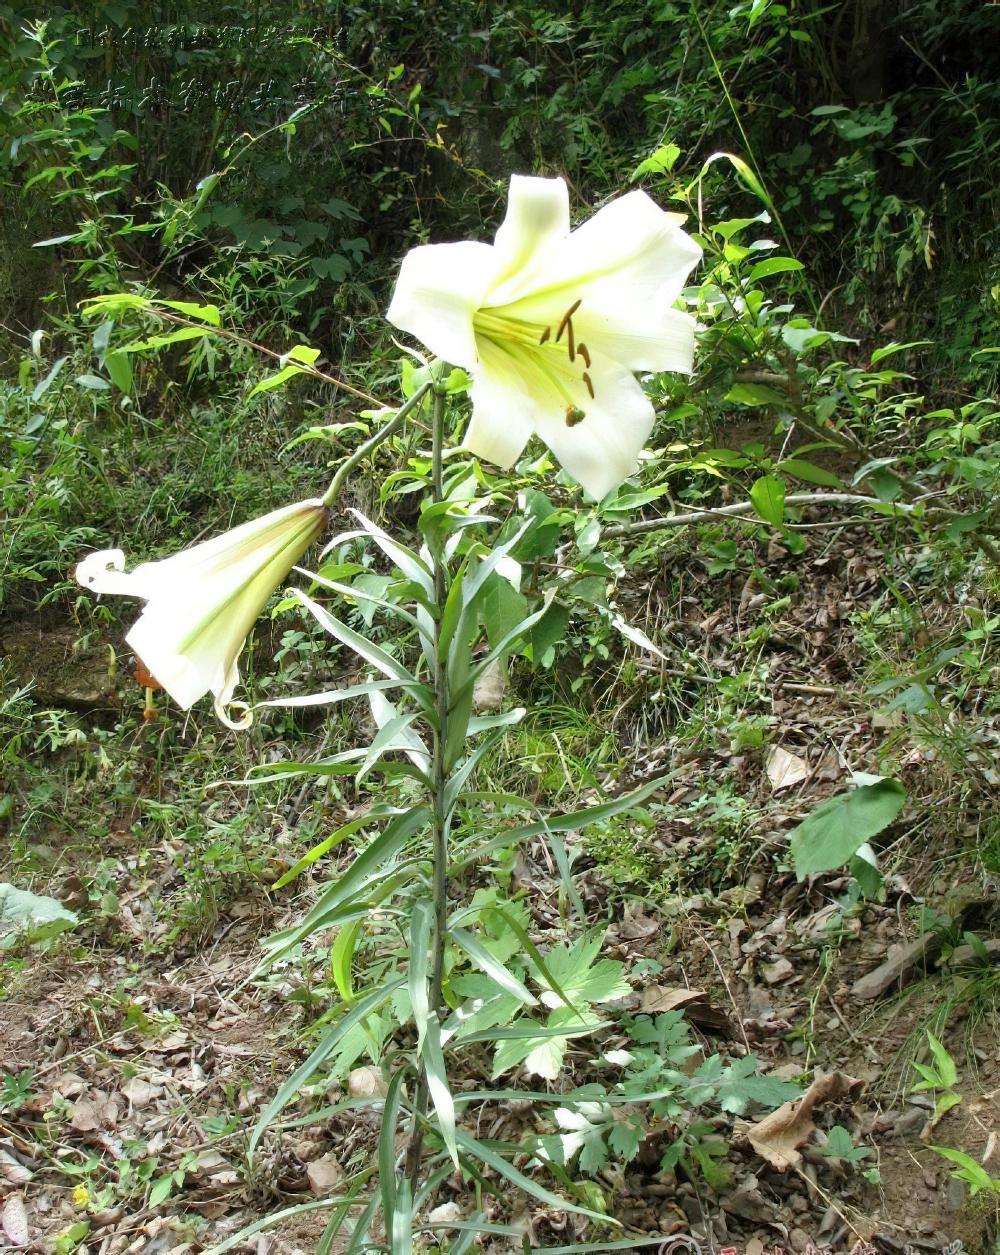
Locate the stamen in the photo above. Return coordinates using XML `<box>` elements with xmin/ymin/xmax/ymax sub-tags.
<box><xmin>555</xmin><ymin>298</ymin><xmax>582</xmax><ymax>343</ymax></box>
<box><xmin>566</xmin><ymin>320</ymin><xmax>575</xmax><ymax>362</ymax></box>
<box><xmin>582</xmin><ymin>371</ymin><xmax>595</xmax><ymax>399</ymax></box>
<box><xmin>538</xmin><ymin>326</ymin><xmax>551</xmax><ymax>345</ymax></box>
<box><xmin>577</xmin><ymin>342</ymin><xmax>591</xmax><ymax>369</ymax></box>
<box><xmin>565</xmin><ymin>405</ymin><xmax>586</xmax><ymax>427</ymax></box>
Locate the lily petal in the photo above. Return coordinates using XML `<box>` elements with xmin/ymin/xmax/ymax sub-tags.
<box><xmin>386</xmin><ymin>240</ymin><xmax>497</xmax><ymax>368</ymax></box>
<box><xmin>462</xmin><ymin>338</ymin><xmax>536</xmax><ymax>469</ymax></box>
<box><xmin>76</xmin><ymin>499</ymin><xmax>327</xmax><ymax>725</ymax></box>
<box><xmin>528</xmin><ymin>350</ymin><xmax>656</xmax><ymax>500</ymax></box>
<box><xmin>493</xmin><ymin>190</ymin><xmax>701</xmax><ymax>334</ymax></box>
<box><xmin>486</xmin><ymin>174</ymin><xmax>570</xmax><ymax>306</ymax></box>
<box><xmin>571</xmin><ymin>302</ymin><xmax>698</xmax><ymax>373</ymax></box>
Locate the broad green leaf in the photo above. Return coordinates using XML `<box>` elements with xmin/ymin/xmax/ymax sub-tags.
<box><xmin>726</xmin><ymin>381</ymin><xmax>787</xmax><ymax>407</ymax></box>
<box><xmin>248</xmin><ymin>365</ymin><xmax>304</xmax><ymax>398</ymax></box>
<box><xmin>480</xmin><ymin>572</ymin><xmax>529</xmax><ymax>653</ymax></box>
<box><xmin>104</xmin><ymin>350</ymin><xmax>133</xmax><ymax>393</ymax></box>
<box><xmin>790</xmin><ymin>780</ymin><xmax>905</xmax><ymax>878</ymax></box>
<box><xmin>747</xmin><ymin>256</ymin><xmax>804</xmax><ymax>282</ymax></box>
<box><xmin>776</xmin><ymin>457</ymin><xmax>842</xmax><ymax>488</ymax></box>
<box><xmin>157</xmin><ymin>299</ymin><xmax>221</xmax><ymax>325</ymax></box>
<box><xmin>631</xmin><ymin>142</ymin><xmax>681</xmax><ymax>180</ymax></box>
<box><xmin>750</xmin><ymin>474</ymin><xmax>785</xmax><ymax>525</ymax></box>
<box><xmin>0</xmin><ymin>883</ymin><xmax>78</xmax><ymax>947</ymax></box>
<box><xmin>120</xmin><ymin>326</ymin><xmax>209</xmax><ymax>353</ymax></box>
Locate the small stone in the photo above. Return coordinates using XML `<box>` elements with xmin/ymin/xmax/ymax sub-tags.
<box><xmin>762</xmin><ymin>957</ymin><xmax>794</xmax><ymax>984</ymax></box>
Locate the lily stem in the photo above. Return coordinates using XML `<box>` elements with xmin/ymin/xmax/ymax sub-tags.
<box><xmin>321</xmin><ymin>380</ymin><xmax>434</xmax><ymax>508</ymax></box>
<box><xmin>405</xmin><ymin>381</ymin><xmax>450</xmax><ymax>1188</ymax></box>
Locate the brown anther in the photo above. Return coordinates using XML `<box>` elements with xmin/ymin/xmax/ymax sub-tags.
<box><xmin>538</xmin><ymin>326</ymin><xmax>551</xmax><ymax>345</ymax></box>
<box><xmin>566</xmin><ymin>320</ymin><xmax>576</xmax><ymax>362</ymax></box>
<box><xmin>577</xmin><ymin>342</ymin><xmax>591</xmax><ymax>369</ymax></box>
<box><xmin>582</xmin><ymin>371</ymin><xmax>595</xmax><ymax>399</ymax></box>
<box><xmin>555</xmin><ymin>298</ymin><xmax>582</xmax><ymax>342</ymax></box>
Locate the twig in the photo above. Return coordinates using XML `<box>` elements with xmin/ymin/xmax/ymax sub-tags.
<box><xmin>603</xmin><ymin>493</ymin><xmax>915</xmax><ymax>538</ymax></box>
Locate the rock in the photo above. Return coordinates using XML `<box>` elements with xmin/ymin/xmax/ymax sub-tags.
<box><xmin>0</xmin><ymin>622</ymin><xmax>116</xmax><ymax>709</ymax></box>
<box><xmin>762</xmin><ymin>958</ymin><xmax>795</xmax><ymax>984</ymax></box>
<box><xmin>851</xmin><ymin>935</ymin><xmax>944</xmax><ymax>1000</ymax></box>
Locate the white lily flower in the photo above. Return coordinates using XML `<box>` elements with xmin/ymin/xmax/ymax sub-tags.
<box><xmin>387</xmin><ymin>174</ymin><xmax>702</xmax><ymax>499</ymax></box>
<box><xmin>76</xmin><ymin>499</ymin><xmax>328</xmax><ymax>727</ymax></box>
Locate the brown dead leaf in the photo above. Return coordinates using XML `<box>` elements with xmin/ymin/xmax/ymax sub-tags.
<box><xmin>0</xmin><ymin>1150</ymin><xmax>32</xmax><ymax>1186</ymax></box>
<box><xmin>766</xmin><ymin>746</ymin><xmax>809</xmax><ymax>792</ymax></box>
<box><xmin>306</xmin><ymin>1153</ymin><xmax>345</xmax><ymax>1196</ymax></box>
<box><xmin>1</xmin><ymin>1193</ymin><xmax>28</xmax><ymax>1247</ymax></box>
<box><xmin>640</xmin><ymin>985</ymin><xmax>731</xmax><ymax>1033</ymax></box>
<box><xmin>121</xmin><ymin>1077</ymin><xmax>162</xmax><ymax>1109</ymax></box>
<box><xmin>748</xmin><ymin>1070</ymin><xmax>863</xmax><ymax>1171</ymax></box>
<box><xmin>348</xmin><ymin>1066</ymin><xmax>388</xmax><ymax>1098</ymax></box>
<box><xmin>641</xmin><ymin>985</ymin><xmax>707</xmax><ymax>1014</ymax></box>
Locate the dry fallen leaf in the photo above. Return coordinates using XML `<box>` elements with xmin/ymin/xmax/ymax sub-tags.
<box><xmin>348</xmin><ymin>1066</ymin><xmax>388</xmax><ymax>1099</ymax></box>
<box><xmin>0</xmin><ymin>1150</ymin><xmax>32</xmax><ymax>1186</ymax></box>
<box><xmin>1</xmin><ymin>1193</ymin><xmax>28</xmax><ymax>1247</ymax></box>
<box><xmin>640</xmin><ymin>985</ymin><xmax>707</xmax><ymax>1014</ymax></box>
<box><xmin>766</xmin><ymin>745</ymin><xmax>809</xmax><ymax>792</ymax></box>
<box><xmin>748</xmin><ymin>1070</ymin><xmax>863</xmax><ymax>1170</ymax></box>
<box><xmin>306</xmin><ymin>1153</ymin><xmax>344</xmax><ymax>1196</ymax></box>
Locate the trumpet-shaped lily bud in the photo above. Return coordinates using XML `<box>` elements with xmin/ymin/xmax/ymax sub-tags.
<box><xmin>387</xmin><ymin>174</ymin><xmax>702</xmax><ymax>499</ymax></box>
<box><xmin>76</xmin><ymin>499</ymin><xmax>328</xmax><ymax>727</ymax></box>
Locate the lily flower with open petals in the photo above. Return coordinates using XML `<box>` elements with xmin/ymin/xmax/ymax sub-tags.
<box><xmin>76</xmin><ymin>499</ymin><xmax>328</xmax><ymax>727</ymax></box>
<box><xmin>387</xmin><ymin>174</ymin><xmax>702</xmax><ymax>499</ymax></box>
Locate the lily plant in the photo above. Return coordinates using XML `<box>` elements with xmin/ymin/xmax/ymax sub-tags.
<box><xmin>76</xmin><ymin>174</ymin><xmax>701</xmax><ymax>1251</ymax></box>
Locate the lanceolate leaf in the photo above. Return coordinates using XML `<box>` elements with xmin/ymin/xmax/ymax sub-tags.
<box><xmin>453</xmin><ymin>772</ymin><xmax>676</xmax><ymax>872</ymax></box>
<box><xmin>249</xmin><ymin>979</ymin><xmax>404</xmax><ymax>1158</ymax></box>
<box><xmin>296</xmin><ymin>591</ymin><xmax>425</xmax><ymax>695</ymax></box>
<box><xmin>454</xmin><ymin>1130</ymin><xmax>613</xmax><ymax>1224</ymax></box>
<box><xmin>750</xmin><ymin>474</ymin><xmax>786</xmax><ymax>525</ymax></box>
<box><xmin>259</xmin><ymin>806</ymin><xmax>430</xmax><ymax>963</ymax></box>
<box><xmin>452</xmin><ymin>927</ymin><xmax>538</xmax><ymax>1006</ymax></box>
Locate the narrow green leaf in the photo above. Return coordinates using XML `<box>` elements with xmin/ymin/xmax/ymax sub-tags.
<box><xmin>297</xmin><ymin>591</ymin><xmax>420</xmax><ymax>690</ymax></box>
<box><xmin>378</xmin><ymin>1065</ymin><xmax>409</xmax><ymax>1234</ymax></box>
<box><xmin>409</xmin><ymin>899</ymin><xmax>433</xmax><ymax>1054</ymax></box>
<box><xmin>455</xmin><ymin>1131</ymin><xmax>613</xmax><ymax>1224</ymax></box>
<box><xmin>330</xmin><ymin>918</ymin><xmax>363</xmax><ymax>1002</ymax></box>
<box><xmin>250</xmin><ymin>979</ymin><xmax>404</xmax><ymax>1158</ymax></box>
<box><xmin>452</xmin><ymin>927</ymin><xmax>538</xmax><ymax>1006</ymax></box>
<box><xmin>423</xmin><ymin>1013</ymin><xmax>459</xmax><ymax>1166</ymax></box>
<box><xmin>453</xmin><ymin>772</ymin><xmax>676</xmax><ymax>872</ymax></box>
<box><xmin>776</xmin><ymin>457</ymin><xmax>842</xmax><ymax>488</ymax></box>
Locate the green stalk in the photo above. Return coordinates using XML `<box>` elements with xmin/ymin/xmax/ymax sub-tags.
<box><xmin>405</xmin><ymin>382</ymin><xmax>450</xmax><ymax>1187</ymax></box>
<box><xmin>322</xmin><ymin>381</ymin><xmax>433</xmax><ymax>508</ymax></box>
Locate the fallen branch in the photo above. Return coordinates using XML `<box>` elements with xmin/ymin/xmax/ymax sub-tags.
<box><xmin>603</xmin><ymin>492</ymin><xmax>915</xmax><ymax>538</ymax></box>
